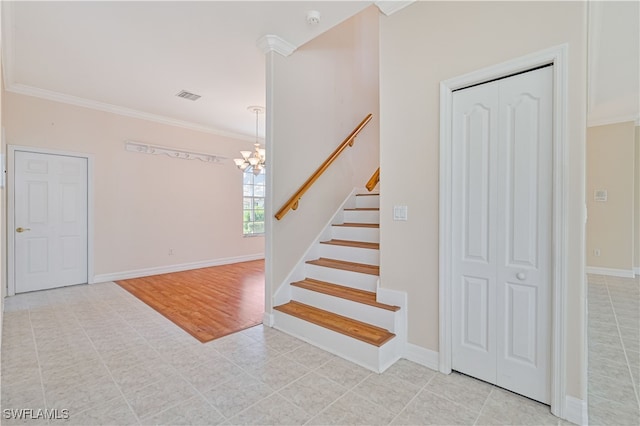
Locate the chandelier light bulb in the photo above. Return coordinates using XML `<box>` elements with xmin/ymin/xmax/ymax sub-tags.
<box><xmin>234</xmin><ymin>106</ymin><xmax>266</xmax><ymax>173</ymax></box>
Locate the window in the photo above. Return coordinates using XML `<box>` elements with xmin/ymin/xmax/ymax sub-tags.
<box><xmin>243</xmin><ymin>168</ymin><xmax>265</xmax><ymax>235</ymax></box>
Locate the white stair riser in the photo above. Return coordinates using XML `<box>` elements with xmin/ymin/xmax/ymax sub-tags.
<box><xmin>273</xmin><ymin>310</ymin><xmax>393</xmax><ymax>372</ymax></box>
<box><xmin>343</xmin><ymin>210</ymin><xmax>379</xmax><ymax>224</ymax></box>
<box><xmin>356</xmin><ymin>195</ymin><xmax>379</xmax><ymax>209</ymax></box>
<box><xmin>304</xmin><ymin>264</ymin><xmax>377</xmax><ymax>292</ymax></box>
<box><xmin>331</xmin><ymin>226</ymin><xmax>379</xmax><ymax>243</ymax></box>
<box><xmin>291</xmin><ymin>286</ymin><xmax>397</xmax><ymax>331</ymax></box>
<box><xmin>318</xmin><ymin>244</ymin><xmax>379</xmax><ymax>265</ymax></box>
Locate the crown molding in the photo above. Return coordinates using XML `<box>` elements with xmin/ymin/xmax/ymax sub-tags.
<box><xmin>375</xmin><ymin>1</ymin><xmax>415</xmax><ymax>16</ymax></box>
<box><xmin>5</xmin><ymin>83</ymin><xmax>255</xmax><ymax>142</ymax></box>
<box><xmin>257</xmin><ymin>35</ymin><xmax>297</xmax><ymax>57</ymax></box>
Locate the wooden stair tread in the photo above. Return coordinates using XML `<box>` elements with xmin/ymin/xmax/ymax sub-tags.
<box><xmin>292</xmin><ymin>278</ymin><xmax>400</xmax><ymax>312</ymax></box>
<box><xmin>306</xmin><ymin>258</ymin><xmax>379</xmax><ymax>275</ymax></box>
<box><xmin>274</xmin><ymin>301</ymin><xmax>395</xmax><ymax>347</ymax></box>
<box><xmin>333</xmin><ymin>222</ymin><xmax>379</xmax><ymax>228</ymax></box>
<box><xmin>320</xmin><ymin>239</ymin><xmax>379</xmax><ymax>250</ymax></box>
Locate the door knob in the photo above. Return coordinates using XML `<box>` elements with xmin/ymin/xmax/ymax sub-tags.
<box><xmin>16</xmin><ymin>227</ymin><xmax>31</xmax><ymax>233</ymax></box>
<box><xmin>516</xmin><ymin>272</ymin><xmax>526</xmax><ymax>280</ymax></box>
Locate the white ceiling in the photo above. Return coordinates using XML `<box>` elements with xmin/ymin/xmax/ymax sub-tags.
<box><xmin>2</xmin><ymin>1</ymin><xmax>374</xmax><ymax>141</ymax></box>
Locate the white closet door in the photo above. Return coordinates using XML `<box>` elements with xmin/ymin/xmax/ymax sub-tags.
<box><xmin>15</xmin><ymin>151</ymin><xmax>88</xmax><ymax>293</ymax></box>
<box><xmin>495</xmin><ymin>67</ymin><xmax>552</xmax><ymax>404</ymax></box>
<box><xmin>451</xmin><ymin>66</ymin><xmax>552</xmax><ymax>404</ymax></box>
<box><xmin>451</xmin><ymin>81</ymin><xmax>500</xmax><ymax>384</ymax></box>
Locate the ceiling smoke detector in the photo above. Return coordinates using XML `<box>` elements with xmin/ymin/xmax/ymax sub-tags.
<box><xmin>175</xmin><ymin>90</ymin><xmax>201</xmax><ymax>101</ymax></box>
<box><xmin>306</xmin><ymin>10</ymin><xmax>321</xmax><ymax>25</ymax></box>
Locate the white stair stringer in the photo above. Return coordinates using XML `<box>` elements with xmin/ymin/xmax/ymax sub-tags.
<box><xmin>272</xmin><ymin>190</ymin><xmax>404</xmax><ymax>373</ymax></box>
<box><xmin>273</xmin><ymin>309</ymin><xmax>400</xmax><ymax>373</ymax></box>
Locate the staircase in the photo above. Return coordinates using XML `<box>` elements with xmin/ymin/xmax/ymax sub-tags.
<box><xmin>273</xmin><ymin>192</ymin><xmax>403</xmax><ymax>372</ymax></box>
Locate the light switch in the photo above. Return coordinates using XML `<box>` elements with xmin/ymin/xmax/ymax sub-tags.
<box><xmin>594</xmin><ymin>189</ymin><xmax>607</xmax><ymax>202</ymax></box>
<box><xmin>393</xmin><ymin>205</ymin><xmax>408</xmax><ymax>221</ymax></box>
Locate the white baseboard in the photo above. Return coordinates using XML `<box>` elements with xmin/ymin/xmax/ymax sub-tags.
<box><xmin>92</xmin><ymin>254</ymin><xmax>265</xmax><ymax>283</ymax></box>
<box><xmin>585</xmin><ymin>267</ymin><xmax>635</xmax><ymax>278</ymax></box>
<box><xmin>635</xmin><ymin>267</ymin><xmax>640</xmax><ymax>276</ymax></box>
<box><xmin>262</xmin><ymin>312</ymin><xmax>274</xmax><ymax>327</ymax></box>
<box><xmin>404</xmin><ymin>343</ymin><xmax>439</xmax><ymax>371</ymax></box>
<box><xmin>587</xmin><ymin>114</ymin><xmax>640</xmax><ymax>128</ymax></box>
<box><xmin>564</xmin><ymin>395</ymin><xmax>587</xmax><ymax>425</ymax></box>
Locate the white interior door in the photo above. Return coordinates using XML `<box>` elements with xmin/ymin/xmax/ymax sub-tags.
<box><xmin>14</xmin><ymin>151</ymin><xmax>88</xmax><ymax>293</ymax></box>
<box><xmin>451</xmin><ymin>66</ymin><xmax>552</xmax><ymax>404</ymax></box>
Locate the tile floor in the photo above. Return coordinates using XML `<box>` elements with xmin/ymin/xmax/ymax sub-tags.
<box><xmin>587</xmin><ymin>274</ymin><xmax>640</xmax><ymax>425</ymax></box>
<box><xmin>1</xmin><ymin>281</ymin><xmax>568</xmax><ymax>425</ymax></box>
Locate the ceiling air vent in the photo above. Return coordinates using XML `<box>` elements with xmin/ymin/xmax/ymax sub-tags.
<box><xmin>175</xmin><ymin>90</ymin><xmax>201</xmax><ymax>101</ymax></box>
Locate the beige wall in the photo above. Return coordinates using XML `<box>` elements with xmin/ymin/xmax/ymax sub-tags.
<box><xmin>270</xmin><ymin>6</ymin><xmax>380</xmax><ymax>290</ymax></box>
<box><xmin>586</xmin><ymin>122</ymin><xmax>636</xmax><ymax>271</ymax></box>
<box><xmin>2</xmin><ymin>91</ymin><xmax>264</xmax><ymax>280</ymax></box>
<box><xmin>636</xmin><ymin>126</ymin><xmax>640</xmax><ymax>270</ymax></box>
<box><xmin>379</xmin><ymin>1</ymin><xmax>587</xmax><ymax>398</ymax></box>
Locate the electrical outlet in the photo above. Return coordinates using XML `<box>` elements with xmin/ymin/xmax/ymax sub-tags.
<box><xmin>168</xmin><ymin>249</ymin><xmax>174</xmax><ymax>256</ymax></box>
<box><xmin>594</xmin><ymin>249</ymin><xmax>600</xmax><ymax>257</ymax></box>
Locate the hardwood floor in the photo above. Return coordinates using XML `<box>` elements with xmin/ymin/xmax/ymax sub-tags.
<box><xmin>116</xmin><ymin>259</ymin><xmax>264</xmax><ymax>343</ymax></box>
<box><xmin>274</xmin><ymin>301</ymin><xmax>396</xmax><ymax>347</ymax></box>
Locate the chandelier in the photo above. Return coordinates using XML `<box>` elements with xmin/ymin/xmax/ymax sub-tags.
<box><xmin>234</xmin><ymin>106</ymin><xmax>265</xmax><ymax>175</ymax></box>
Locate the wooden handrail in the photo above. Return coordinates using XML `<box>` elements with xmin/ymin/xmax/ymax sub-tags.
<box><xmin>365</xmin><ymin>167</ymin><xmax>380</xmax><ymax>192</ymax></box>
<box><xmin>275</xmin><ymin>113</ymin><xmax>373</xmax><ymax>220</ymax></box>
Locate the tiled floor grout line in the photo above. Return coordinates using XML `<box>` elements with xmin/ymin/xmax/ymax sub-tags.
<box><xmin>300</xmin><ymin>360</ymin><xmax>379</xmax><ymax>425</ymax></box>
<box><xmin>386</xmin><ymin>370</ymin><xmax>437</xmax><ymax>425</ymax></box>
<box><xmin>70</xmin><ymin>301</ymin><xmax>143</xmax><ymax>425</ymax></box>
<box><xmin>472</xmin><ymin>386</ymin><xmax>494</xmax><ymax>425</ymax></box>
<box><xmin>214</xmin><ymin>336</ymin><xmax>323</xmax><ymax>424</ymax></box>
<box><xmin>604</xmin><ymin>276</ymin><xmax>640</xmax><ymax>409</ymax></box>
<box><xmin>210</xmin><ymin>342</ymin><xmax>296</xmax><ymax>424</ymax></box>
<box><xmin>420</xmin><ymin>385</ymin><xmax>484</xmax><ymax>417</ymax></box>
<box><xmin>107</xmin><ymin>295</ymin><xmax>231</xmax><ymax>424</ymax></box>
<box><xmin>269</xmin><ymin>354</ymin><xmax>352</xmax><ymax>426</ymax></box>
<box><xmin>4</xmin><ymin>282</ymin><xmax>586</xmax><ymax>425</ymax></box>
<box><xmin>27</xmin><ymin>307</ymin><xmax>51</xmax><ymax>426</ymax></box>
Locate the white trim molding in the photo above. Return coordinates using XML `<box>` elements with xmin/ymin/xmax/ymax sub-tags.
<box><xmin>262</xmin><ymin>313</ymin><xmax>274</xmax><ymax>327</ymax></box>
<box><xmin>587</xmin><ymin>114</ymin><xmax>640</xmax><ymax>128</ymax></box>
<box><xmin>93</xmin><ymin>254</ymin><xmax>264</xmax><ymax>284</ymax></box>
<box><xmin>257</xmin><ymin>35</ymin><xmax>297</xmax><ymax>57</ymax></box>
<box><xmin>7</xmin><ymin>145</ymin><xmax>96</xmax><ymax>295</ymax></box>
<box><xmin>635</xmin><ymin>267</ymin><xmax>640</xmax><ymax>276</ymax></box>
<box><xmin>438</xmin><ymin>44</ymin><xmax>571</xmax><ymax>420</ymax></box>
<box><xmin>565</xmin><ymin>395</ymin><xmax>588</xmax><ymax>426</ymax></box>
<box><xmin>586</xmin><ymin>266</ymin><xmax>636</xmax><ymax>278</ymax></box>
<box><xmin>124</xmin><ymin>140</ymin><xmax>227</xmax><ymax>163</ymax></box>
<box><xmin>404</xmin><ymin>343</ymin><xmax>439</xmax><ymax>371</ymax></box>
<box><xmin>375</xmin><ymin>1</ymin><xmax>415</xmax><ymax>16</ymax></box>
<box><xmin>377</xmin><ymin>284</ymin><xmax>408</xmax><ymax>363</ymax></box>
